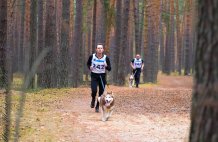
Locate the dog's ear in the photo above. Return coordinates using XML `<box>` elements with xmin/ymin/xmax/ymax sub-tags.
<box><xmin>110</xmin><ymin>92</ymin><xmax>115</xmax><ymax>98</ymax></box>
<box><xmin>108</xmin><ymin>91</ymin><xmax>112</xmax><ymax>94</ymax></box>
<box><xmin>107</xmin><ymin>91</ymin><xmax>114</xmax><ymax>97</ymax></box>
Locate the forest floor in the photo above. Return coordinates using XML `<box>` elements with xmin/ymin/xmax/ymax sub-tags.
<box><xmin>0</xmin><ymin>74</ymin><xmax>193</xmax><ymax>142</ymax></box>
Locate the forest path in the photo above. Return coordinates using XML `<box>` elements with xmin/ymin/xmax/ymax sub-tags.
<box><xmin>54</xmin><ymin>75</ymin><xmax>192</xmax><ymax>142</ymax></box>
<box><xmin>16</xmin><ymin>75</ymin><xmax>193</xmax><ymax>142</ymax></box>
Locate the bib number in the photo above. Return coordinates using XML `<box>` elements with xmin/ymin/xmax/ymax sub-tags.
<box><xmin>93</xmin><ymin>64</ymin><xmax>105</xmax><ymax>69</ymax></box>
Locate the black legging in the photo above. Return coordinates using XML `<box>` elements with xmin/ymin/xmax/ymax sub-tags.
<box><xmin>133</xmin><ymin>69</ymin><xmax>141</xmax><ymax>85</ymax></box>
<box><xmin>91</xmin><ymin>74</ymin><xmax>106</xmax><ymax>99</ymax></box>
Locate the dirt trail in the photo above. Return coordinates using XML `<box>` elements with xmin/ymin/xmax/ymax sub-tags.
<box><xmin>16</xmin><ymin>75</ymin><xmax>193</xmax><ymax>142</ymax></box>
<box><xmin>50</xmin><ymin>75</ymin><xmax>193</xmax><ymax>142</ymax></box>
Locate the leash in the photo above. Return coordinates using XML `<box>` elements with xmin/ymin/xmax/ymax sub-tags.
<box><xmin>132</xmin><ymin>70</ymin><xmax>137</xmax><ymax>76</ymax></box>
<box><xmin>99</xmin><ymin>75</ymin><xmax>105</xmax><ymax>92</ymax></box>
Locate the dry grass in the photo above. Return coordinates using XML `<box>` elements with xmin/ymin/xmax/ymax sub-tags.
<box><xmin>0</xmin><ymin>73</ymin><xmax>193</xmax><ymax>141</ymax></box>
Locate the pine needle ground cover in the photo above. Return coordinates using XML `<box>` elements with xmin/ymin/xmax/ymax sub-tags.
<box><xmin>0</xmin><ymin>74</ymin><xmax>192</xmax><ymax>141</ymax></box>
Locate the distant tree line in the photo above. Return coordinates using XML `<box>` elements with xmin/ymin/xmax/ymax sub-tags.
<box><xmin>0</xmin><ymin>0</ymin><xmax>196</xmax><ymax>89</ymax></box>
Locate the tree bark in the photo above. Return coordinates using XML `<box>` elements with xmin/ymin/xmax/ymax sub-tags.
<box><xmin>92</xmin><ymin>0</ymin><xmax>97</xmax><ymax>52</ymax></box>
<box><xmin>60</xmin><ymin>0</ymin><xmax>70</xmax><ymax>87</ymax></box>
<box><xmin>37</xmin><ymin>0</ymin><xmax>44</xmax><ymax>86</ymax></box>
<box><xmin>176</xmin><ymin>0</ymin><xmax>182</xmax><ymax>74</ymax></box>
<box><xmin>96</xmin><ymin>0</ymin><xmax>106</xmax><ymax>44</ymax></box>
<box><xmin>189</xmin><ymin>0</ymin><xmax>218</xmax><ymax>141</ymax></box>
<box><xmin>29</xmin><ymin>0</ymin><xmax>37</xmax><ymax>88</ymax></box>
<box><xmin>71</xmin><ymin>0</ymin><xmax>83</xmax><ymax>87</ymax></box>
<box><xmin>133</xmin><ymin>0</ymin><xmax>140</xmax><ymax>54</ymax></box>
<box><xmin>104</xmin><ymin>0</ymin><xmax>115</xmax><ymax>55</ymax></box>
<box><xmin>117</xmin><ymin>0</ymin><xmax>130</xmax><ymax>85</ymax></box>
<box><xmin>113</xmin><ymin>0</ymin><xmax>122</xmax><ymax>84</ymax></box>
<box><xmin>23</xmin><ymin>0</ymin><xmax>31</xmax><ymax>86</ymax></box>
<box><xmin>0</xmin><ymin>1</ymin><xmax>12</xmax><ymax>141</ymax></box>
<box><xmin>143</xmin><ymin>0</ymin><xmax>149</xmax><ymax>82</ymax></box>
<box><xmin>184</xmin><ymin>0</ymin><xmax>191</xmax><ymax>75</ymax></box>
<box><xmin>42</xmin><ymin>0</ymin><xmax>57</xmax><ymax>88</ymax></box>
<box><xmin>169</xmin><ymin>0</ymin><xmax>175</xmax><ymax>72</ymax></box>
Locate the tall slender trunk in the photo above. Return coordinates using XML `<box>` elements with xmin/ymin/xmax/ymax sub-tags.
<box><xmin>96</xmin><ymin>0</ymin><xmax>106</xmax><ymax>44</ymax></box>
<box><xmin>128</xmin><ymin>0</ymin><xmax>134</xmax><ymax>71</ymax></box>
<box><xmin>92</xmin><ymin>0</ymin><xmax>97</xmax><ymax>52</ymax></box>
<box><xmin>71</xmin><ymin>0</ymin><xmax>83</xmax><ymax>87</ymax></box>
<box><xmin>60</xmin><ymin>0</ymin><xmax>70</xmax><ymax>87</ymax></box>
<box><xmin>181</xmin><ymin>1</ymin><xmax>186</xmax><ymax>72</ymax></box>
<box><xmin>29</xmin><ymin>0</ymin><xmax>37</xmax><ymax>88</ymax></box>
<box><xmin>23</xmin><ymin>0</ymin><xmax>31</xmax><ymax>85</ymax></box>
<box><xmin>118</xmin><ymin>0</ymin><xmax>130</xmax><ymax>85</ymax></box>
<box><xmin>18</xmin><ymin>0</ymin><xmax>25</xmax><ymax>73</ymax></box>
<box><xmin>184</xmin><ymin>0</ymin><xmax>191</xmax><ymax>75</ymax></box>
<box><xmin>113</xmin><ymin>0</ymin><xmax>122</xmax><ymax>84</ymax></box>
<box><xmin>159</xmin><ymin>0</ymin><xmax>164</xmax><ymax>70</ymax></box>
<box><xmin>14</xmin><ymin>2</ymin><xmax>20</xmax><ymax>73</ymax></box>
<box><xmin>43</xmin><ymin>0</ymin><xmax>57</xmax><ymax>88</ymax></box>
<box><xmin>143</xmin><ymin>0</ymin><xmax>149</xmax><ymax>82</ymax></box>
<box><xmin>85</xmin><ymin>0</ymin><xmax>92</xmax><ymax>82</ymax></box>
<box><xmin>0</xmin><ymin>1</ymin><xmax>12</xmax><ymax>141</ymax></box>
<box><xmin>133</xmin><ymin>0</ymin><xmax>140</xmax><ymax>54</ymax></box>
<box><xmin>176</xmin><ymin>0</ymin><xmax>182</xmax><ymax>74</ymax></box>
<box><xmin>105</xmin><ymin>0</ymin><xmax>115</xmax><ymax>55</ymax></box>
<box><xmin>138</xmin><ymin>0</ymin><xmax>145</xmax><ymax>53</ymax></box>
<box><xmin>37</xmin><ymin>0</ymin><xmax>44</xmax><ymax>85</ymax></box>
<box><xmin>169</xmin><ymin>0</ymin><xmax>175</xmax><ymax>72</ymax></box>
<box><xmin>163</xmin><ymin>1</ymin><xmax>171</xmax><ymax>74</ymax></box>
<box><xmin>68</xmin><ymin>0</ymin><xmax>74</xmax><ymax>84</ymax></box>
<box><xmin>145</xmin><ymin>0</ymin><xmax>159</xmax><ymax>83</ymax></box>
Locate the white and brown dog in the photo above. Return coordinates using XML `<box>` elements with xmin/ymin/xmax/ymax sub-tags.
<box><xmin>98</xmin><ymin>91</ymin><xmax>115</xmax><ymax>122</ymax></box>
<box><xmin>129</xmin><ymin>74</ymin><xmax>134</xmax><ymax>87</ymax></box>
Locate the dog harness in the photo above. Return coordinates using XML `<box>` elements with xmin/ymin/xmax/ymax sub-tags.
<box><xmin>91</xmin><ymin>54</ymin><xmax>107</xmax><ymax>73</ymax></box>
<box><xmin>133</xmin><ymin>58</ymin><xmax>143</xmax><ymax>68</ymax></box>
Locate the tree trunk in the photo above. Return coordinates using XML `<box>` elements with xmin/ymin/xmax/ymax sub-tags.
<box><xmin>143</xmin><ymin>0</ymin><xmax>149</xmax><ymax>82</ymax></box>
<box><xmin>13</xmin><ymin>1</ymin><xmax>20</xmax><ymax>73</ymax></box>
<box><xmin>85</xmin><ymin>0</ymin><xmax>92</xmax><ymax>82</ymax></box>
<box><xmin>96</xmin><ymin>0</ymin><xmax>106</xmax><ymax>44</ymax></box>
<box><xmin>169</xmin><ymin>0</ymin><xmax>175</xmax><ymax>72</ymax></box>
<box><xmin>23</xmin><ymin>0</ymin><xmax>31</xmax><ymax>86</ymax></box>
<box><xmin>0</xmin><ymin>1</ymin><xmax>12</xmax><ymax>141</ymax></box>
<box><xmin>113</xmin><ymin>0</ymin><xmax>122</xmax><ymax>84</ymax></box>
<box><xmin>18</xmin><ymin>0</ymin><xmax>25</xmax><ymax>73</ymax></box>
<box><xmin>29</xmin><ymin>0</ymin><xmax>37</xmax><ymax>88</ymax></box>
<box><xmin>184</xmin><ymin>0</ymin><xmax>191</xmax><ymax>75</ymax></box>
<box><xmin>104</xmin><ymin>0</ymin><xmax>115</xmax><ymax>55</ymax></box>
<box><xmin>0</xmin><ymin>0</ymin><xmax>8</xmax><ymax>88</ymax></box>
<box><xmin>145</xmin><ymin>0</ymin><xmax>159</xmax><ymax>83</ymax></box>
<box><xmin>133</xmin><ymin>0</ymin><xmax>140</xmax><ymax>54</ymax></box>
<box><xmin>92</xmin><ymin>0</ymin><xmax>97</xmax><ymax>52</ymax></box>
<box><xmin>71</xmin><ymin>0</ymin><xmax>83</xmax><ymax>87</ymax></box>
<box><xmin>60</xmin><ymin>0</ymin><xmax>70</xmax><ymax>87</ymax></box>
<box><xmin>68</xmin><ymin>0</ymin><xmax>74</xmax><ymax>84</ymax></box>
<box><xmin>128</xmin><ymin>0</ymin><xmax>134</xmax><ymax>73</ymax></box>
<box><xmin>159</xmin><ymin>0</ymin><xmax>164</xmax><ymax>71</ymax></box>
<box><xmin>176</xmin><ymin>0</ymin><xmax>182</xmax><ymax>75</ymax></box>
<box><xmin>117</xmin><ymin>0</ymin><xmax>130</xmax><ymax>85</ymax></box>
<box><xmin>138</xmin><ymin>0</ymin><xmax>145</xmax><ymax>53</ymax></box>
<box><xmin>7</xmin><ymin>1</ymin><xmax>14</xmax><ymax>82</ymax></box>
<box><xmin>42</xmin><ymin>0</ymin><xmax>57</xmax><ymax>88</ymax></box>
<box><xmin>163</xmin><ymin>1</ymin><xmax>171</xmax><ymax>74</ymax></box>
<box><xmin>189</xmin><ymin>0</ymin><xmax>218</xmax><ymax>141</ymax></box>
<box><xmin>37</xmin><ymin>0</ymin><xmax>44</xmax><ymax>86</ymax></box>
